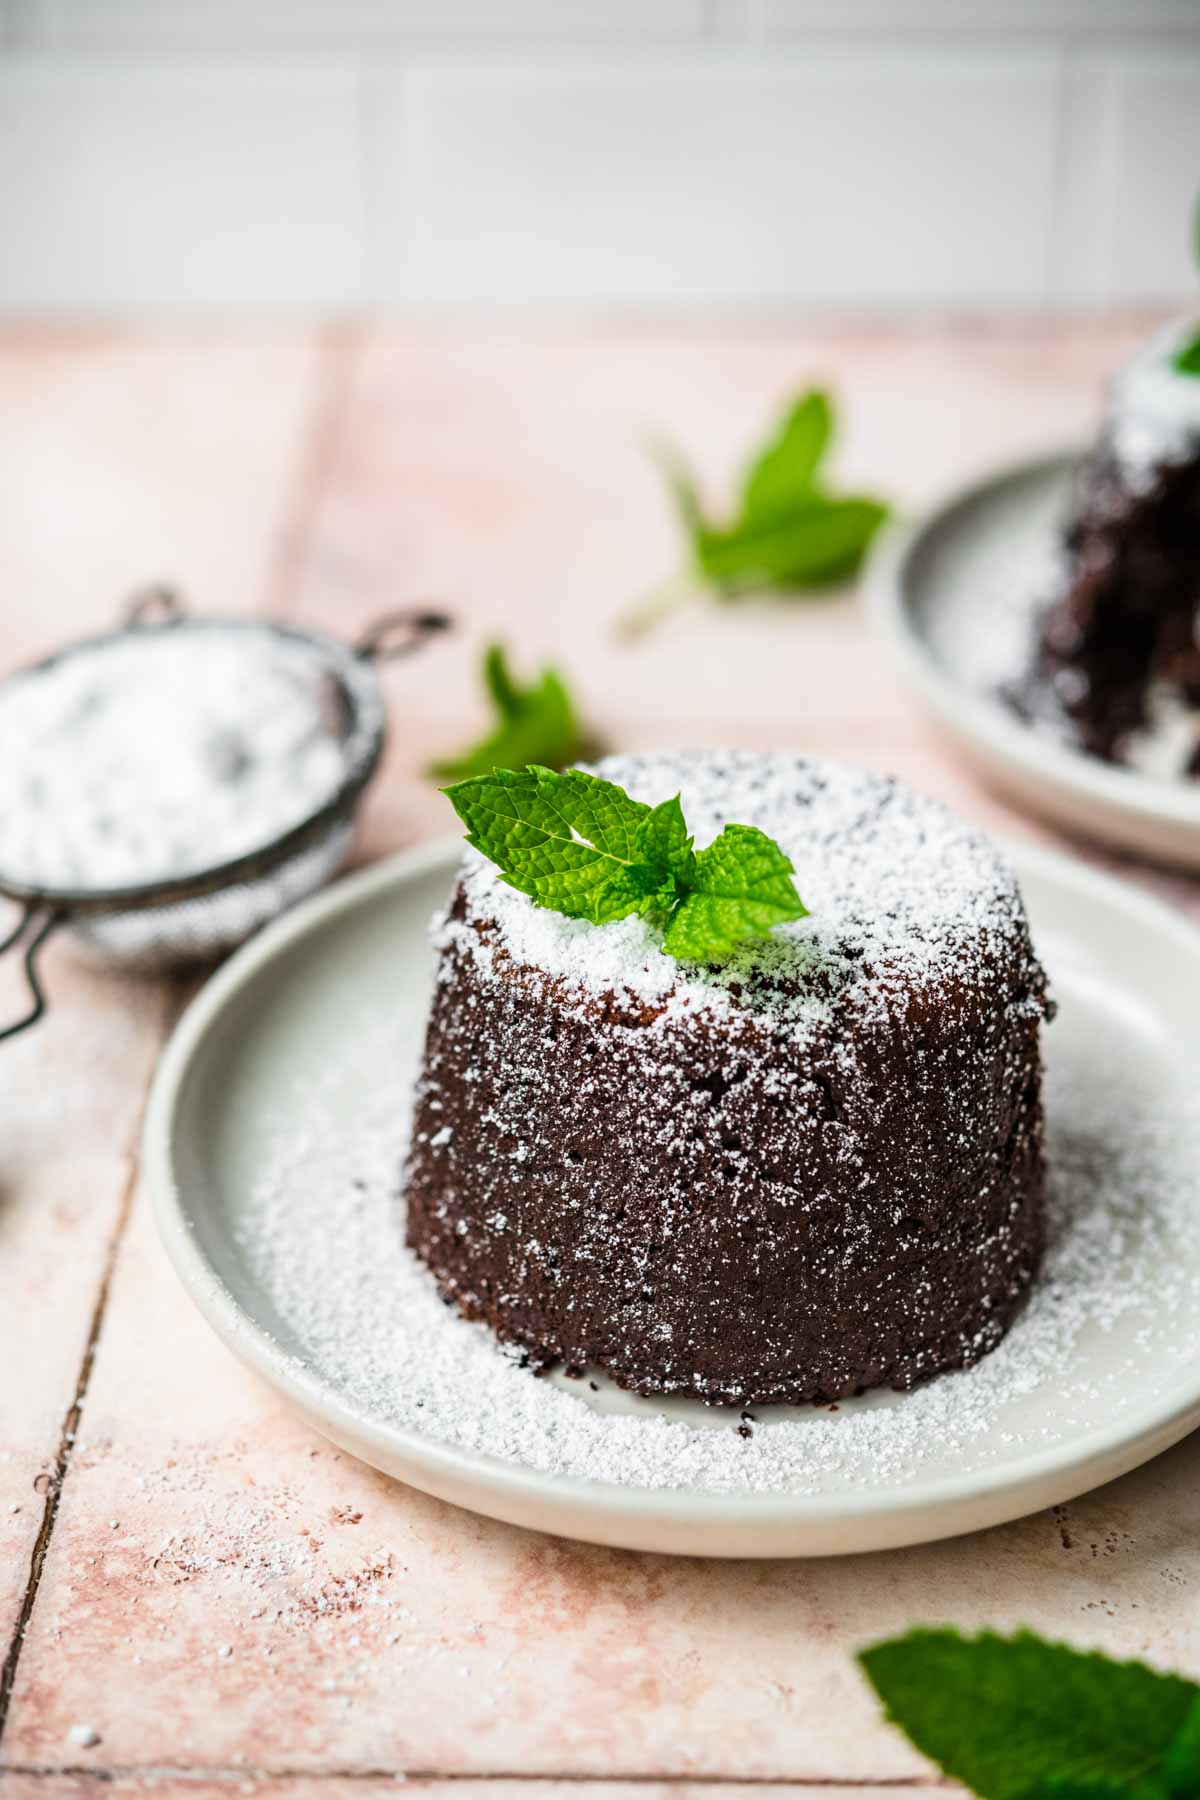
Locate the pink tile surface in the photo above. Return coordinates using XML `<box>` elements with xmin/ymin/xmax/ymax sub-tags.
<box><xmin>0</xmin><ymin>956</ymin><xmax>164</xmax><ymax>1673</ymax></box>
<box><xmin>0</xmin><ymin>331</ymin><xmax>324</xmax><ymax>1734</ymax></box>
<box><xmin>2</xmin><ymin>317</ymin><xmax>1199</xmax><ymax>1788</ymax></box>
<box><xmin>1</xmin><ymin>1785</ymin><xmax>937</xmax><ymax>1800</ymax></box>
<box><xmin>0</xmin><ymin>330</ymin><xmax>324</xmax><ymax>665</ymax></box>
<box><xmin>281</xmin><ymin>316</ymin><xmax>1154</xmax><ymax>864</ymax></box>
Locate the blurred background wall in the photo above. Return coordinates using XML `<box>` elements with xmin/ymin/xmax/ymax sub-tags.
<box><xmin>0</xmin><ymin>1</ymin><xmax>1196</xmax><ymax>314</ymax></box>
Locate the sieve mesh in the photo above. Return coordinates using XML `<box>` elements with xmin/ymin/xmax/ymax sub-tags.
<box><xmin>0</xmin><ymin>590</ymin><xmax>448</xmax><ymax>1038</ymax></box>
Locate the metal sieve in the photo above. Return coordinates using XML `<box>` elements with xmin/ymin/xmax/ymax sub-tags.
<box><xmin>0</xmin><ymin>588</ymin><xmax>449</xmax><ymax>1040</ymax></box>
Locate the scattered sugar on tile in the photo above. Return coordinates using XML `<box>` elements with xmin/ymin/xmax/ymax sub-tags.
<box><xmin>236</xmin><ymin>990</ymin><xmax>1200</xmax><ymax>1498</ymax></box>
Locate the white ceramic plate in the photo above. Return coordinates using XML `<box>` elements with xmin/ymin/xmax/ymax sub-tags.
<box><xmin>145</xmin><ymin>838</ymin><xmax>1200</xmax><ymax>1559</ymax></box>
<box><xmin>870</xmin><ymin>450</ymin><xmax>1200</xmax><ymax>870</ymax></box>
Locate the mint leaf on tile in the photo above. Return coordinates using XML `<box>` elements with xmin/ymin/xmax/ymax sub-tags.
<box><xmin>859</xmin><ymin>1629</ymin><xmax>1199</xmax><ymax>1800</ymax></box>
<box><xmin>740</xmin><ymin>387</ymin><xmax>833</xmax><ymax>519</ymax></box>
<box><xmin>1162</xmin><ymin>1694</ymin><xmax>1200</xmax><ymax>1798</ymax></box>
<box><xmin>695</xmin><ymin>495</ymin><xmax>890</xmax><ymax>593</ymax></box>
<box><xmin>1172</xmin><ymin>329</ymin><xmax>1200</xmax><ymax>377</ymax></box>
<box><xmin>622</xmin><ymin>387</ymin><xmax>889</xmax><ymax>638</ymax></box>
<box><xmin>429</xmin><ymin>643</ymin><xmax>586</xmax><ymax>780</ymax></box>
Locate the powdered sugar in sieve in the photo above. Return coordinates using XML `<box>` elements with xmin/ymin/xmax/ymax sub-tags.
<box><xmin>0</xmin><ymin>597</ymin><xmax>447</xmax><ymax>1022</ymax></box>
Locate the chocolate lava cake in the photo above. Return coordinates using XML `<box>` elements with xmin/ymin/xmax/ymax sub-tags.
<box><xmin>1019</xmin><ymin>322</ymin><xmax>1200</xmax><ymax>776</ymax></box>
<box><xmin>403</xmin><ymin>752</ymin><xmax>1051</xmax><ymax>1407</ymax></box>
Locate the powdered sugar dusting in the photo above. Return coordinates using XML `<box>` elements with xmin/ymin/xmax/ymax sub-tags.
<box><xmin>442</xmin><ymin>751</ymin><xmax>1038</xmax><ymax>1044</ymax></box>
<box><xmin>915</xmin><ymin>335</ymin><xmax>1200</xmax><ymax>788</ymax></box>
<box><xmin>0</xmin><ymin>626</ymin><xmax>351</xmax><ymax>891</ymax></box>
<box><xmin>1104</xmin><ymin>318</ymin><xmax>1200</xmax><ymax>488</ymax></box>
<box><xmin>921</xmin><ymin>458</ymin><xmax>1072</xmax><ymax>696</ymax></box>
<box><xmin>236</xmin><ymin>990</ymin><xmax>1200</xmax><ymax>1498</ymax></box>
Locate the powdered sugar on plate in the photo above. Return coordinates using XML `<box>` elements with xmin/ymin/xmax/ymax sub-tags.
<box><xmin>918</xmin><ymin>457</ymin><xmax>1072</xmax><ymax>700</ymax></box>
<box><xmin>235</xmin><ymin>979</ymin><xmax>1200</xmax><ymax>1499</ymax></box>
<box><xmin>914</xmin><ymin>379</ymin><xmax>1200</xmax><ymax>791</ymax></box>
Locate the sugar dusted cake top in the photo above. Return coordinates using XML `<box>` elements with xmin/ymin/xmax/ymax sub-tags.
<box><xmin>1104</xmin><ymin>319</ymin><xmax>1200</xmax><ymax>485</ymax></box>
<box><xmin>437</xmin><ymin>750</ymin><xmax>1044</xmax><ymax>1043</ymax></box>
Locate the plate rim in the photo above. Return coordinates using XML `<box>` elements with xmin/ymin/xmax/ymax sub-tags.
<box><xmin>144</xmin><ymin>835</ymin><xmax>1200</xmax><ymax>1553</ymax></box>
<box><xmin>868</xmin><ymin>445</ymin><xmax>1200</xmax><ymax>834</ymax></box>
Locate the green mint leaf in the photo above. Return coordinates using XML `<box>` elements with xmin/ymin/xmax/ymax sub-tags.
<box><xmin>650</xmin><ymin>437</ymin><xmax>705</xmax><ymax>537</ymax></box>
<box><xmin>429</xmin><ymin>643</ymin><xmax>586</xmax><ymax>780</ymax></box>
<box><xmin>859</xmin><ymin>1629</ymin><xmax>1199</xmax><ymax>1800</ymax></box>
<box><xmin>695</xmin><ymin>495</ymin><xmax>890</xmax><ymax>594</ymax></box>
<box><xmin>635</xmin><ymin>790</ymin><xmax>695</xmax><ymax>886</ymax></box>
<box><xmin>443</xmin><ymin>765</ymin><xmax>681</xmax><ymax>926</ymax></box>
<box><xmin>740</xmin><ymin>388</ymin><xmax>832</xmax><ymax>519</ymax></box>
<box><xmin>444</xmin><ymin>767</ymin><xmax>805</xmax><ymax>961</ymax></box>
<box><xmin>627</xmin><ymin>387</ymin><xmax>889</xmax><ymax>637</ymax></box>
<box><xmin>482</xmin><ymin>641</ymin><xmax>522</xmax><ymax>715</ymax></box>
<box><xmin>662</xmin><ymin>822</ymin><xmax>806</xmax><ymax>962</ymax></box>
<box><xmin>1172</xmin><ymin>329</ymin><xmax>1200</xmax><ymax>378</ymax></box>
<box><xmin>1011</xmin><ymin>1782</ymin><xmax>1164</xmax><ymax>1800</ymax></box>
<box><xmin>1163</xmin><ymin>1695</ymin><xmax>1200</xmax><ymax>1798</ymax></box>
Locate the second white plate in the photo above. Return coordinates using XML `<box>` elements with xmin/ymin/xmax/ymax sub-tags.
<box><xmin>145</xmin><ymin>838</ymin><xmax>1200</xmax><ymax>1558</ymax></box>
<box><xmin>871</xmin><ymin>451</ymin><xmax>1200</xmax><ymax>870</ymax></box>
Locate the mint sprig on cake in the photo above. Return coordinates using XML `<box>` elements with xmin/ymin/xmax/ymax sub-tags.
<box><xmin>1171</xmin><ymin>198</ymin><xmax>1200</xmax><ymax>377</ymax></box>
<box><xmin>442</xmin><ymin>763</ymin><xmax>807</xmax><ymax>964</ymax></box>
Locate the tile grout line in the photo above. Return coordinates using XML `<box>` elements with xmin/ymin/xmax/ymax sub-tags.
<box><xmin>0</xmin><ymin>322</ymin><xmax>361</xmax><ymax>1747</ymax></box>
<box><xmin>0</xmin><ymin>1766</ymin><xmax>950</xmax><ymax>1789</ymax></box>
<box><xmin>0</xmin><ymin>1162</ymin><xmax>140</xmax><ymax>1742</ymax></box>
<box><xmin>0</xmin><ymin>982</ymin><xmax>184</xmax><ymax>1748</ymax></box>
<box><xmin>0</xmin><ymin>325</ymin><xmax>364</xmax><ymax>1762</ymax></box>
<box><xmin>263</xmin><ymin>317</ymin><xmax>365</xmax><ymax>624</ymax></box>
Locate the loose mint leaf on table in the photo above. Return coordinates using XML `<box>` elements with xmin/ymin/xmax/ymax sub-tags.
<box><xmin>695</xmin><ymin>495</ymin><xmax>891</xmax><ymax>592</ymax></box>
<box><xmin>441</xmin><ymin>765</ymin><xmax>805</xmax><ymax>963</ymax></box>
<box><xmin>859</xmin><ymin>1629</ymin><xmax>1199</xmax><ymax>1800</ymax></box>
<box><xmin>740</xmin><ymin>388</ymin><xmax>833</xmax><ymax>518</ymax></box>
<box><xmin>1011</xmin><ymin>1782</ymin><xmax>1162</xmax><ymax>1800</ymax></box>
<box><xmin>429</xmin><ymin>643</ymin><xmax>587</xmax><ymax>780</ymax></box>
<box><xmin>1162</xmin><ymin>1695</ymin><xmax>1200</xmax><ymax>1798</ymax></box>
<box><xmin>621</xmin><ymin>386</ymin><xmax>890</xmax><ymax>638</ymax></box>
<box><xmin>1173</xmin><ymin>331</ymin><xmax>1200</xmax><ymax>378</ymax></box>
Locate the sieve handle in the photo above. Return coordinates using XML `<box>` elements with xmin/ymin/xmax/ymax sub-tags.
<box><xmin>354</xmin><ymin>608</ymin><xmax>451</xmax><ymax>664</ymax></box>
<box><xmin>0</xmin><ymin>905</ymin><xmax>59</xmax><ymax>1044</ymax></box>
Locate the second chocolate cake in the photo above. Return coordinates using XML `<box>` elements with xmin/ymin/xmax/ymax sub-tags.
<box><xmin>1018</xmin><ymin>321</ymin><xmax>1200</xmax><ymax>775</ymax></box>
<box><xmin>404</xmin><ymin>751</ymin><xmax>1050</xmax><ymax>1406</ymax></box>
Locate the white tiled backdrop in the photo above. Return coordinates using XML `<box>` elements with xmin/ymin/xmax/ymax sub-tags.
<box><xmin>0</xmin><ymin>0</ymin><xmax>1197</xmax><ymax>311</ymax></box>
